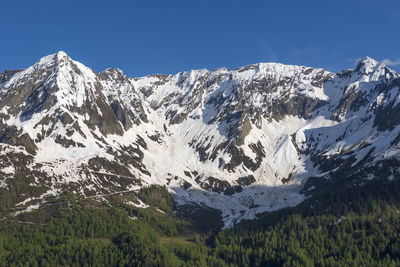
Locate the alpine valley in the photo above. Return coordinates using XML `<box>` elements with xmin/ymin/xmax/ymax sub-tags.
<box><xmin>0</xmin><ymin>52</ymin><xmax>399</xmax><ymax>226</ymax></box>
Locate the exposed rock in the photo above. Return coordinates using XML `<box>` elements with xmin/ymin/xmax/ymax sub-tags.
<box><xmin>0</xmin><ymin>69</ymin><xmax>23</xmax><ymax>84</ymax></box>
<box><xmin>236</xmin><ymin>175</ymin><xmax>256</xmax><ymax>186</ymax></box>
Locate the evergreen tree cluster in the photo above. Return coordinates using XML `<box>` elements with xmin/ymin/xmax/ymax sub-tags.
<box><xmin>0</xmin><ymin>179</ymin><xmax>399</xmax><ymax>266</ymax></box>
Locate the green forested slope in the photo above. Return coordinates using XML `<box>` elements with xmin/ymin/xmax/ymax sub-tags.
<box><xmin>0</xmin><ymin>179</ymin><xmax>399</xmax><ymax>266</ymax></box>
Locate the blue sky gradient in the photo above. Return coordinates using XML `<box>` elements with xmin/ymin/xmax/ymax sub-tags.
<box><xmin>1</xmin><ymin>0</ymin><xmax>399</xmax><ymax>76</ymax></box>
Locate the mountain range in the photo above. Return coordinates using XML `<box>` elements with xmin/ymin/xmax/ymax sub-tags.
<box><xmin>0</xmin><ymin>51</ymin><xmax>399</xmax><ymax>227</ymax></box>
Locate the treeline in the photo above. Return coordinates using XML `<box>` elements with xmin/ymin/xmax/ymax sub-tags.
<box><xmin>213</xmin><ymin>177</ymin><xmax>400</xmax><ymax>266</ymax></box>
<box><xmin>214</xmin><ymin>207</ymin><xmax>400</xmax><ymax>266</ymax></box>
<box><xmin>0</xmin><ymin>179</ymin><xmax>399</xmax><ymax>266</ymax></box>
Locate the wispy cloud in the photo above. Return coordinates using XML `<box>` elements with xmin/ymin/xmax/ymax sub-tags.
<box><xmin>346</xmin><ymin>57</ymin><xmax>362</xmax><ymax>66</ymax></box>
<box><xmin>382</xmin><ymin>58</ymin><xmax>400</xmax><ymax>66</ymax></box>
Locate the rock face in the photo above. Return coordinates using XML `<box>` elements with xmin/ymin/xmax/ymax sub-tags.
<box><xmin>1</xmin><ymin>52</ymin><xmax>400</xmax><ymax>227</ymax></box>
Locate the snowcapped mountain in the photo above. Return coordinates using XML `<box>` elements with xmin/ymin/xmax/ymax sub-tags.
<box><xmin>0</xmin><ymin>52</ymin><xmax>399</xmax><ymax>227</ymax></box>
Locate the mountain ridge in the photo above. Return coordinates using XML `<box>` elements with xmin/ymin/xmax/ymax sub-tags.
<box><xmin>0</xmin><ymin>51</ymin><xmax>399</xmax><ymax>227</ymax></box>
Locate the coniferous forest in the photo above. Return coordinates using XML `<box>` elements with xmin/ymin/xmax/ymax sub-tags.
<box><xmin>0</xmin><ymin>177</ymin><xmax>399</xmax><ymax>266</ymax></box>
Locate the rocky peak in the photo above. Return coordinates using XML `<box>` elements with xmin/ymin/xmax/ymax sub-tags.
<box><xmin>99</xmin><ymin>68</ymin><xmax>148</xmax><ymax>127</ymax></box>
<box><xmin>356</xmin><ymin>56</ymin><xmax>380</xmax><ymax>73</ymax></box>
<box><xmin>354</xmin><ymin>56</ymin><xmax>397</xmax><ymax>83</ymax></box>
<box><xmin>33</xmin><ymin>51</ymin><xmax>73</xmax><ymax>71</ymax></box>
<box><xmin>99</xmin><ymin>68</ymin><xmax>128</xmax><ymax>83</ymax></box>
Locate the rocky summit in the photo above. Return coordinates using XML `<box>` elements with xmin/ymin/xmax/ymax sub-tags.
<box><xmin>0</xmin><ymin>52</ymin><xmax>399</xmax><ymax>227</ymax></box>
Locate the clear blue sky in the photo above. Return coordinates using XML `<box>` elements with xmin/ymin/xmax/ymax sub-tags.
<box><xmin>1</xmin><ymin>0</ymin><xmax>399</xmax><ymax>77</ymax></box>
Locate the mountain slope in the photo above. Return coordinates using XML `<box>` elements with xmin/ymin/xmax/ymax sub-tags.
<box><xmin>0</xmin><ymin>52</ymin><xmax>399</xmax><ymax>227</ymax></box>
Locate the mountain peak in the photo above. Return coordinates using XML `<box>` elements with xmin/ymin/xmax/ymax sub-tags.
<box><xmin>360</xmin><ymin>56</ymin><xmax>379</xmax><ymax>65</ymax></box>
<box><xmin>56</xmin><ymin>50</ymin><xmax>68</xmax><ymax>59</ymax></box>
<box><xmin>54</xmin><ymin>51</ymin><xmax>74</xmax><ymax>64</ymax></box>
<box><xmin>99</xmin><ymin>68</ymin><xmax>129</xmax><ymax>83</ymax></box>
<box><xmin>34</xmin><ymin>51</ymin><xmax>74</xmax><ymax>71</ymax></box>
<box><xmin>101</xmin><ymin>68</ymin><xmax>127</xmax><ymax>77</ymax></box>
<box><xmin>355</xmin><ymin>56</ymin><xmax>381</xmax><ymax>74</ymax></box>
